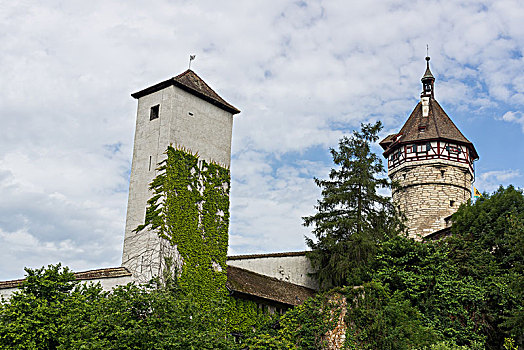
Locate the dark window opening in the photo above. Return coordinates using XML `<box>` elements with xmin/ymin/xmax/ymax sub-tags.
<box><xmin>441</xmin><ymin>170</ymin><xmax>445</xmax><ymax>177</ymax></box>
<box><xmin>450</xmin><ymin>200</ymin><xmax>455</xmax><ymax>207</ymax></box>
<box><xmin>149</xmin><ymin>156</ymin><xmax>152</xmax><ymax>171</ymax></box>
<box><xmin>150</xmin><ymin>104</ymin><xmax>160</xmax><ymax>120</ymax></box>
<box><xmin>446</xmin><ymin>145</ymin><xmax>460</xmax><ymax>154</ymax></box>
<box><xmin>426</xmin><ymin>142</ymin><xmax>431</xmax><ymax>152</ymax></box>
<box><xmin>188</xmin><ymin>111</ymin><xmax>194</xmax><ymax>116</ymax></box>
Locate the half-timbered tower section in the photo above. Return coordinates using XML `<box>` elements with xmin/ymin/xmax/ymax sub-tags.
<box><xmin>380</xmin><ymin>57</ymin><xmax>479</xmax><ymax>239</ymax></box>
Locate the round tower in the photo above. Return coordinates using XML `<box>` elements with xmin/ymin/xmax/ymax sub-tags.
<box><xmin>380</xmin><ymin>57</ymin><xmax>479</xmax><ymax>239</ymax></box>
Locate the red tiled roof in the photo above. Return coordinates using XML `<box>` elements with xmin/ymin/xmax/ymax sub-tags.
<box><xmin>131</xmin><ymin>70</ymin><xmax>240</xmax><ymax>115</ymax></box>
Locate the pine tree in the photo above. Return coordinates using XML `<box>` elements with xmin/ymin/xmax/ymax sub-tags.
<box><xmin>303</xmin><ymin>122</ymin><xmax>402</xmax><ymax>289</ymax></box>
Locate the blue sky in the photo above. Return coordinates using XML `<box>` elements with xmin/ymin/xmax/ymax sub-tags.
<box><xmin>0</xmin><ymin>0</ymin><xmax>523</xmax><ymax>280</ymax></box>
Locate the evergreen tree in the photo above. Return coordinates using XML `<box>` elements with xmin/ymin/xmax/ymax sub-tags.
<box><xmin>303</xmin><ymin>121</ymin><xmax>402</xmax><ymax>289</ymax></box>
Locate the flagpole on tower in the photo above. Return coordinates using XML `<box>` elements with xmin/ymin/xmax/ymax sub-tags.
<box><xmin>189</xmin><ymin>55</ymin><xmax>196</xmax><ymax>69</ymax></box>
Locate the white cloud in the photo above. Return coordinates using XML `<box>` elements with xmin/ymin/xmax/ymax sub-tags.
<box><xmin>500</xmin><ymin>111</ymin><xmax>524</xmax><ymax>132</ymax></box>
<box><xmin>477</xmin><ymin>169</ymin><xmax>522</xmax><ymax>193</ymax></box>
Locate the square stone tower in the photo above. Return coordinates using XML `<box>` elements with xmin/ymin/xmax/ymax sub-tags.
<box><xmin>380</xmin><ymin>57</ymin><xmax>479</xmax><ymax>239</ymax></box>
<box><xmin>122</xmin><ymin>69</ymin><xmax>240</xmax><ymax>282</ymax></box>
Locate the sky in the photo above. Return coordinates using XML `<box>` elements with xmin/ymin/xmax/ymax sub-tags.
<box><xmin>0</xmin><ymin>0</ymin><xmax>523</xmax><ymax>280</ymax></box>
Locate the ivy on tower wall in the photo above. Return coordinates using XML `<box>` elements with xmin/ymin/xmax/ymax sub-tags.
<box><xmin>136</xmin><ymin>146</ymin><xmax>230</xmax><ymax>302</ymax></box>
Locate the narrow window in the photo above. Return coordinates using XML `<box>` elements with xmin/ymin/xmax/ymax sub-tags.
<box><xmin>450</xmin><ymin>200</ymin><xmax>455</xmax><ymax>207</ymax></box>
<box><xmin>188</xmin><ymin>111</ymin><xmax>194</xmax><ymax>116</ymax></box>
<box><xmin>149</xmin><ymin>156</ymin><xmax>152</xmax><ymax>171</ymax></box>
<box><xmin>441</xmin><ymin>170</ymin><xmax>445</xmax><ymax>178</ymax></box>
<box><xmin>426</xmin><ymin>142</ymin><xmax>431</xmax><ymax>152</ymax></box>
<box><xmin>150</xmin><ymin>104</ymin><xmax>160</xmax><ymax>120</ymax></box>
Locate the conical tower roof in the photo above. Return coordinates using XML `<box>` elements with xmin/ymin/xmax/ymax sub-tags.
<box><xmin>132</xmin><ymin>69</ymin><xmax>240</xmax><ymax>114</ymax></box>
<box><xmin>380</xmin><ymin>58</ymin><xmax>478</xmax><ymax>160</ymax></box>
<box><xmin>380</xmin><ymin>99</ymin><xmax>478</xmax><ymax>159</ymax></box>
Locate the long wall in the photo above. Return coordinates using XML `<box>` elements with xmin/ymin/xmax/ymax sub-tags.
<box><xmin>0</xmin><ymin>268</ymin><xmax>133</xmax><ymax>300</ymax></box>
<box><xmin>227</xmin><ymin>252</ymin><xmax>318</xmax><ymax>290</ymax></box>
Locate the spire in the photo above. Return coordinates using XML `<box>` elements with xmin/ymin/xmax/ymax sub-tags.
<box><xmin>421</xmin><ymin>55</ymin><xmax>435</xmax><ymax>98</ymax></box>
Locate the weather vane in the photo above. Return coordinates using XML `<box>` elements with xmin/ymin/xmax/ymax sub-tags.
<box><xmin>189</xmin><ymin>54</ymin><xmax>196</xmax><ymax>69</ymax></box>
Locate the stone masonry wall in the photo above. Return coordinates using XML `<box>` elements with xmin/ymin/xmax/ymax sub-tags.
<box><xmin>391</xmin><ymin>159</ymin><xmax>473</xmax><ymax>239</ymax></box>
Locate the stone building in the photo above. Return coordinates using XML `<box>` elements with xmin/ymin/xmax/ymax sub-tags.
<box><xmin>380</xmin><ymin>57</ymin><xmax>478</xmax><ymax>239</ymax></box>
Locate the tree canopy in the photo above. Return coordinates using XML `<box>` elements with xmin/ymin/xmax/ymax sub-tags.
<box><xmin>0</xmin><ymin>264</ymin><xmax>275</xmax><ymax>349</ymax></box>
<box><xmin>303</xmin><ymin>121</ymin><xmax>402</xmax><ymax>289</ymax></box>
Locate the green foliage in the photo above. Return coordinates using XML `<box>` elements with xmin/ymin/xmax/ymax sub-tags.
<box><xmin>60</xmin><ymin>283</ymin><xmax>236</xmax><ymax>350</ymax></box>
<box><xmin>373</xmin><ymin>236</ymin><xmax>489</xmax><ymax>346</ymax></box>
<box><xmin>279</xmin><ymin>293</ymin><xmax>338</xmax><ymax>349</ymax></box>
<box><xmin>372</xmin><ymin>186</ymin><xmax>524</xmax><ymax>349</ymax></box>
<box><xmin>0</xmin><ymin>264</ymin><xmax>77</xmax><ymax>349</ymax></box>
<box><xmin>1</xmin><ymin>264</ymin><xmax>269</xmax><ymax>349</ymax></box>
<box><xmin>137</xmin><ymin>146</ymin><xmax>230</xmax><ymax>304</ymax></box>
<box><xmin>304</xmin><ymin>122</ymin><xmax>403</xmax><ymax>289</ymax></box>
<box><xmin>344</xmin><ymin>282</ymin><xmax>436</xmax><ymax>350</ymax></box>
<box><xmin>132</xmin><ymin>146</ymin><xmax>275</xmax><ymax>339</ymax></box>
<box><xmin>246</xmin><ymin>292</ymin><xmax>338</xmax><ymax>350</ymax></box>
<box><xmin>503</xmin><ymin>338</ymin><xmax>519</xmax><ymax>350</ymax></box>
<box><xmin>246</xmin><ymin>333</ymin><xmax>293</xmax><ymax>350</ymax></box>
<box><xmin>414</xmin><ymin>340</ymin><xmax>483</xmax><ymax>350</ymax></box>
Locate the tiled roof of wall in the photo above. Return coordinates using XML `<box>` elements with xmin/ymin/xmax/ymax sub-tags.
<box><xmin>0</xmin><ymin>267</ymin><xmax>131</xmax><ymax>289</ymax></box>
<box><xmin>226</xmin><ymin>265</ymin><xmax>315</xmax><ymax>306</ymax></box>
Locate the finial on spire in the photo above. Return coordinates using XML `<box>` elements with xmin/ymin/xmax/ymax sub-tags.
<box><xmin>188</xmin><ymin>54</ymin><xmax>196</xmax><ymax>70</ymax></box>
<box><xmin>421</xmin><ymin>49</ymin><xmax>435</xmax><ymax>99</ymax></box>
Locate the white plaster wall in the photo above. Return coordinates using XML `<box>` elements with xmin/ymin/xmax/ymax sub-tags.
<box><xmin>122</xmin><ymin>84</ymin><xmax>234</xmax><ymax>283</ymax></box>
<box><xmin>0</xmin><ymin>287</ymin><xmax>16</xmax><ymax>300</ymax></box>
<box><xmin>227</xmin><ymin>255</ymin><xmax>318</xmax><ymax>290</ymax></box>
<box><xmin>0</xmin><ymin>275</ymin><xmax>134</xmax><ymax>300</ymax></box>
<box><xmin>85</xmin><ymin>275</ymin><xmax>134</xmax><ymax>291</ymax></box>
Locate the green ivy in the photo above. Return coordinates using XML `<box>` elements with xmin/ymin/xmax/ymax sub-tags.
<box><xmin>135</xmin><ymin>146</ymin><xmax>273</xmax><ymax>336</ymax></box>
<box><xmin>137</xmin><ymin>146</ymin><xmax>230</xmax><ymax>304</ymax></box>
